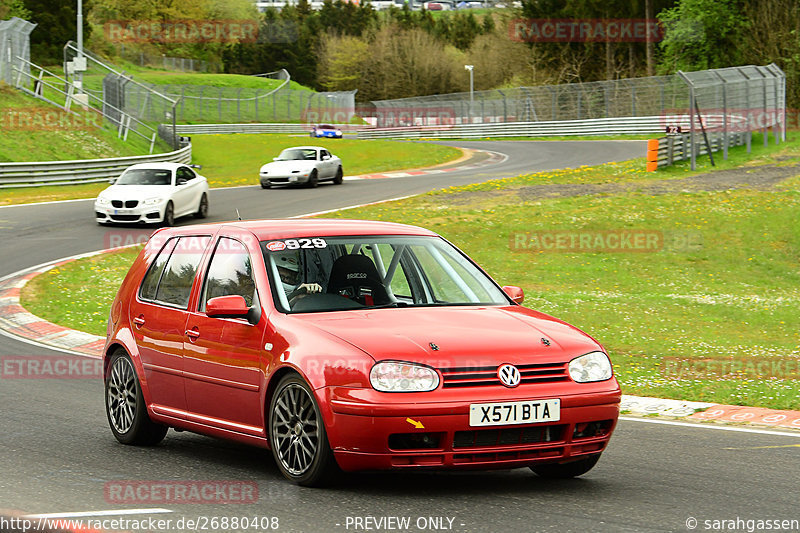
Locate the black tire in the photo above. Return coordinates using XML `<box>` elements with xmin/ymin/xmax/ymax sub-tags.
<box><xmin>306</xmin><ymin>170</ymin><xmax>318</xmax><ymax>188</ymax></box>
<box><xmin>105</xmin><ymin>350</ymin><xmax>168</xmax><ymax>446</ymax></box>
<box><xmin>162</xmin><ymin>201</ymin><xmax>175</xmax><ymax>227</ymax></box>
<box><xmin>268</xmin><ymin>374</ymin><xmax>339</xmax><ymax>486</ymax></box>
<box><xmin>194</xmin><ymin>193</ymin><xmax>208</xmax><ymax>219</ymax></box>
<box><xmin>333</xmin><ymin>166</ymin><xmax>343</xmax><ymax>185</ymax></box>
<box><xmin>261</xmin><ymin>182</ymin><xmax>271</xmax><ymax>189</ymax></box>
<box><xmin>530</xmin><ymin>454</ymin><xmax>601</xmax><ymax>479</ymax></box>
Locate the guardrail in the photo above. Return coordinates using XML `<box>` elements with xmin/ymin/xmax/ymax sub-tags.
<box><xmin>174</xmin><ymin>123</ymin><xmax>361</xmax><ymax>135</ymax></box>
<box><xmin>356</xmin><ymin>116</ymin><xmax>668</xmax><ymax>139</ymax></box>
<box><xmin>0</xmin><ymin>144</ymin><xmax>192</xmax><ymax>189</ymax></box>
<box><xmin>648</xmin><ymin>131</ymin><xmax>749</xmax><ymax>170</ymax></box>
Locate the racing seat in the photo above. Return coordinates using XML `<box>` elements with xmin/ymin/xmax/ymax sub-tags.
<box><xmin>326</xmin><ymin>254</ymin><xmax>392</xmax><ymax>306</ymax></box>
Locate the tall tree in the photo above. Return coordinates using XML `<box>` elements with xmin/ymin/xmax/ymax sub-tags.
<box><xmin>23</xmin><ymin>0</ymin><xmax>92</xmax><ymax>64</ymax></box>
<box><xmin>657</xmin><ymin>0</ymin><xmax>747</xmax><ymax>72</ymax></box>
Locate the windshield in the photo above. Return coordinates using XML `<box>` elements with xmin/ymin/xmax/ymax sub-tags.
<box><xmin>261</xmin><ymin>236</ymin><xmax>509</xmax><ymax>313</ymax></box>
<box><xmin>276</xmin><ymin>148</ymin><xmax>317</xmax><ymax>161</ymax></box>
<box><xmin>319</xmin><ymin>124</ymin><xmax>335</xmax><ymax>129</ymax></box>
<box><xmin>116</xmin><ymin>168</ymin><xmax>172</xmax><ymax>186</ymax></box>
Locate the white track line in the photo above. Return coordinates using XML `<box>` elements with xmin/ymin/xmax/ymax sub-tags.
<box><xmin>24</xmin><ymin>508</ymin><xmax>173</xmax><ymax>518</ymax></box>
<box><xmin>619</xmin><ymin>416</ymin><xmax>800</xmax><ymax>437</ymax></box>
<box><xmin>290</xmin><ymin>195</ymin><xmax>415</xmax><ymax>218</ymax></box>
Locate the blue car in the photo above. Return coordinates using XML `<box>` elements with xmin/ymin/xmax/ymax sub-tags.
<box><xmin>310</xmin><ymin>124</ymin><xmax>343</xmax><ymax>138</ymax></box>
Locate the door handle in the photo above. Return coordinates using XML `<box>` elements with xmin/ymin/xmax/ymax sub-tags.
<box><xmin>133</xmin><ymin>316</ymin><xmax>145</xmax><ymax>327</ymax></box>
<box><xmin>185</xmin><ymin>328</ymin><xmax>200</xmax><ymax>340</ymax></box>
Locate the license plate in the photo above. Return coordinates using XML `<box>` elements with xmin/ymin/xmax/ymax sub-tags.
<box><xmin>114</xmin><ymin>209</ymin><xmax>131</xmax><ymax>215</ymax></box>
<box><xmin>469</xmin><ymin>399</ymin><xmax>560</xmax><ymax>427</ymax></box>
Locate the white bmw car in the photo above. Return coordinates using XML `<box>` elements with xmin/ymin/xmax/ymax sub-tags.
<box><xmin>94</xmin><ymin>163</ymin><xmax>210</xmax><ymax>226</ymax></box>
<box><xmin>259</xmin><ymin>146</ymin><xmax>343</xmax><ymax>188</ymax></box>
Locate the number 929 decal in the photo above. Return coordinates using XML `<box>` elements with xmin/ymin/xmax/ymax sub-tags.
<box><xmin>266</xmin><ymin>238</ymin><xmax>327</xmax><ymax>252</ymax></box>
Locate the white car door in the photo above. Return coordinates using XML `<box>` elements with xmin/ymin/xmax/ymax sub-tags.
<box><xmin>172</xmin><ymin>167</ymin><xmax>199</xmax><ymax>216</ymax></box>
<box><xmin>320</xmin><ymin>149</ymin><xmax>335</xmax><ymax>178</ymax></box>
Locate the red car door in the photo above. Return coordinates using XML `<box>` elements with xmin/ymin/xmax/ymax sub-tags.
<box><xmin>183</xmin><ymin>236</ymin><xmax>267</xmax><ymax>434</ymax></box>
<box><xmin>131</xmin><ymin>235</ymin><xmax>211</xmax><ymax>414</ymax></box>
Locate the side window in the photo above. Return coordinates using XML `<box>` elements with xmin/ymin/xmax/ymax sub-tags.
<box><xmin>201</xmin><ymin>238</ymin><xmax>257</xmax><ymax>311</ymax></box>
<box><xmin>321</xmin><ymin>150</ymin><xmax>330</xmax><ymax>159</ymax></box>
<box><xmin>179</xmin><ymin>167</ymin><xmax>196</xmax><ymax>181</ymax></box>
<box><xmin>139</xmin><ymin>238</ymin><xmax>177</xmax><ymax>301</ymax></box>
<box><xmin>154</xmin><ymin>236</ymin><xmax>211</xmax><ymax>308</ymax></box>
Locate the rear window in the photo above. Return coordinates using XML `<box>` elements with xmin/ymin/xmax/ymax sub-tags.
<box><xmin>139</xmin><ymin>236</ymin><xmax>211</xmax><ymax>309</ymax></box>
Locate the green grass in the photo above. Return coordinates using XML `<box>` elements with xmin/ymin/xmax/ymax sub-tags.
<box><xmin>21</xmin><ymin>247</ymin><xmax>143</xmax><ymax>336</ymax></box>
<box><xmin>0</xmin><ymin>134</ymin><xmax>462</xmax><ymax>205</ymax></box>
<box><xmin>0</xmin><ymin>84</ymin><xmax>168</xmax><ymax>163</ymax></box>
<box><xmin>191</xmin><ymin>134</ymin><xmax>462</xmax><ymax>187</ymax></box>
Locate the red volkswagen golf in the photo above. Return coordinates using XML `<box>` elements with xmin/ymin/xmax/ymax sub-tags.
<box><xmin>104</xmin><ymin>219</ymin><xmax>620</xmax><ymax>486</ymax></box>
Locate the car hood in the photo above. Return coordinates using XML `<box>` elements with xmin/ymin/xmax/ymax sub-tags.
<box><xmin>295</xmin><ymin>306</ymin><xmax>601</xmax><ymax>368</ymax></box>
<box><xmin>261</xmin><ymin>160</ymin><xmax>316</xmax><ymax>173</ymax></box>
<box><xmin>98</xmin><ymin>185</ymin><xmax>172</xmax><ymax>200</ymax></box>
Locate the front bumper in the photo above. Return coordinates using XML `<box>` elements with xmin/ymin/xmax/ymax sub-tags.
<box><xmin>94</xmin><ymin>203</ymin><xmax>164</xmax><ymax>224</ymax></box>
<box><xmin>259</xmin><ymin>172</ymin><xmax>311</xmax><ymax>186</ymax></box>
<box><xmin>322</xmin><ymin>386</ymin><xmax>620</xmax><ymax>472</ymax></box>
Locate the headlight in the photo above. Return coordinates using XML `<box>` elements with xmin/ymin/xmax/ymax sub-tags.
<box><xmin>335</xmin><ymin>130</ymin><xmax>342</xmax><ymax>135</ymax></box>
<box><xmin>568</xmin><ymin>351</ymin><xmax>613</xmax><ymax>383</ymax></box>
<box><xmin>370</xmin><ymin>361</ymin><xmax>440</xmax><ymax>392</ymax></box>
<box><xmin>96</xmin><ymin>197</ymin><xmax>110</xmax><ymax>205</ymax></box>
<box><xmin>143</xmin><ymin>197</ymin><xmax>162</xmax><ymax>205</ymax></box>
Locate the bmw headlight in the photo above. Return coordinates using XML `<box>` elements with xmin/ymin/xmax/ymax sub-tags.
<box><xmin>568</xmin><ymin>352</ymin><xmax>613</xmax><ymax>383</ymax></box>
<box><xmin>370</xmin><ymin>361</ymin><xmax>440</xmax><ymax>392</ymax></box>
<box><xmin>96</xmin><ymin>196</ymin><xmax>110</xmax><ymax>205</ymax></box>
<box><xmin>143</xmin><ymin>197</ymin><xmax>162</xmax><ymax>205</ymax></box>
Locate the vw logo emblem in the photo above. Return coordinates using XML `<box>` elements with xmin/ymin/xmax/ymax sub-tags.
<box><xmin>497</xmin><ymin>364</ymin><xmax>521</xmax><ymax>388</ymax></box>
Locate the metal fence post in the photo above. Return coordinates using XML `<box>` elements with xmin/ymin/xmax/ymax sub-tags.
<box><xmin>712</xmin><ymin>71</ymin><xmax>728</xmax><ymax>160</ymax></box>
<box><xmin>678</xmin><ymin>71</ymin><xmax>697</xmax><ymax>170</ymax></box>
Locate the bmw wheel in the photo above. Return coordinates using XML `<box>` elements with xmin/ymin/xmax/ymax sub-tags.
<box><xmin>105</xmin><ymin>350</ymin><xmax>168</xmax><ymax>446</ymax></box>
<box><xmin>268</xmin><ymin>374</ymin><xmax>338</xmax><ymax>486</ymax></box>
<box><xmin>530</xmin><ymin>454</ymin><xmax>601</xmax><ymax>479</ymax></box>
<box><xmin>194</xmin><ymin>193</ymin><xmax>208</xmax><ymax>219</ymax></box>
<box><xmin>333</xmin><ymin>167</ymin><xmax>343</xmax><ymax>185</ymax></box>
<box><xmin>162</xmin><ymin>201</ymin><xmax>175</xmax><ymax>227</ymax></box>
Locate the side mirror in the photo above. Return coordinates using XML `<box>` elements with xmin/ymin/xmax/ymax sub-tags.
<box><xmin>206</xmin><ymin>295</ymin><xmax>260</xmax><ymax>325</ymax></box>
<box><xmin>108</xmin><ymin>178</ymin><xmax>117</xmax><ymax>184</ymax></box>
<box><xmin>502</xmin><ymin>285</ymin><xmax>524</xmax><ymax>304</ymax></box>
<box><xmin>177</xmin><ymin>178</ymin><xmax>187</xmax><ymax>186</ymax></box>
<box><xmin>322</xmin><ymin>155</ymin><xmax>330</xmax><ymax>160</ymax></box>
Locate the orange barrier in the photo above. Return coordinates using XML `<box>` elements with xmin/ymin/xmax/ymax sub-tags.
<box><xmin>646</xmin><ymin>138</ymin><xmax>659</xmax><ymax>172</ymax></box>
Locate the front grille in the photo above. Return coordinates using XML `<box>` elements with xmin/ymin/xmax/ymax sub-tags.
<box><xmin>111</xmin><ymin>200</ymin><xmax>123</xmax><ymax>208</ymax></box>
<box><xmin>439</xmin><ymin>362</ymin><xmax>568</xmax><ymax>388</ymax></box>
<box><xmin>110</xmin><ymin>214</ymin><xmax>140</xmax><ymax>221</ymax></box>
<box><xmin>125</xmin><ymin>200</ymin><xmax>138</xmax><ymax>208</ymax></box>
<box><xmin>453</xmin><ymin>424</ymin><xmax>566</xmax><ymax>449</ymax></box>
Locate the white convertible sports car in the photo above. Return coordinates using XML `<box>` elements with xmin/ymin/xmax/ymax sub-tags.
<box><xmin>259</xmin><ymin>146</ymin><xmax>343</xmax><ymax>188</ymax></box>
<box><xmin>94</xmin><ymin>163</ymin><xmax>210</xmax><ymax>226</ymax></box>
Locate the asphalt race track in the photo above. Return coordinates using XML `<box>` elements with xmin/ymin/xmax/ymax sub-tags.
<box><xmin>1</xmin><ymin>140</ymin><xmax>798</xmax><ymax>533</ymax></box>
